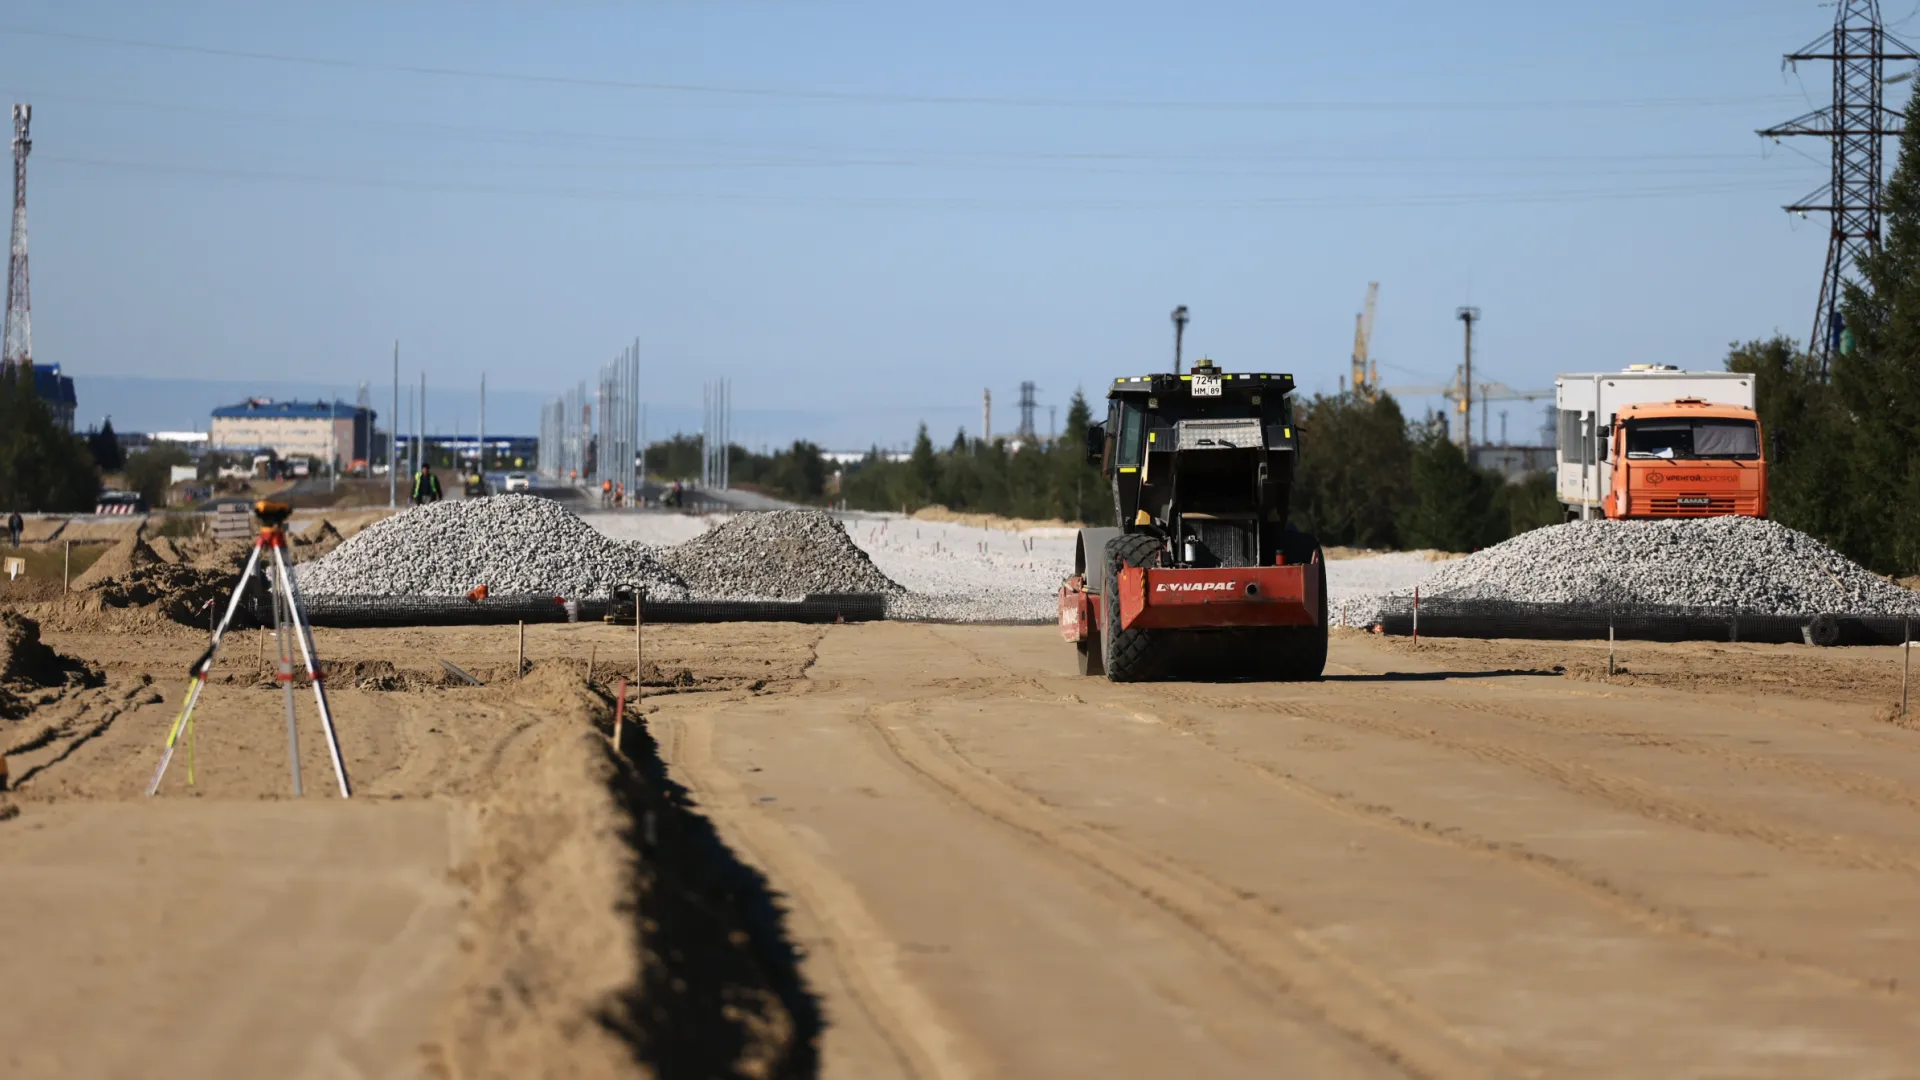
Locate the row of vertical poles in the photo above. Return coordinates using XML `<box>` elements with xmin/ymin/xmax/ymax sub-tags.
<box><xmin>593</xmin><ymin>341</ymin><xmax>641</xmax><ymax>500</ymax></box>
<box><xmin>702</xmin><ymin>377</ymin><xmax>731</xmax><ymax>491</ymax></box>
<box><xmin>536</xmin><ymin>382</ymin><xmax>592</xmax><ymax>483</ymax></box>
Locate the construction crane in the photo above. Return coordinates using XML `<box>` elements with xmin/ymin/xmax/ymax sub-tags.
<box><xmin>1381</xmin><ymin>371</ymin><xmax>1550</xmax><ymax>444</ymax></box>
<box><xmin>1350</xmin><ymin>283</ymin><xmax>1379</xmax><ymax>400</ymax></box>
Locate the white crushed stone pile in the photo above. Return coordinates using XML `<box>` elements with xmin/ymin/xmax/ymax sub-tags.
<box><xmin>1340</xmin><ymin>517</ymin><xmax>1920</xmax><ymax>624</ymax></box>
<box><xmin>659</xmin><ymin>510</ymin><xmax>902</xmax><ymax>600</ymax></box>
<box><xmin>297</xmin><ymin>494</ymin><xmax>689</xmax><ymax>600</ymax></box>
<box><xmin>842</xmin><ymin>514</ymin><xmax>1073</xmax><ymax>622</ymax></box>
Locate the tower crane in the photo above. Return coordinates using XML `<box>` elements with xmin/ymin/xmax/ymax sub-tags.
<box><xmin>1350</xmin><ymin>282</ymin><xmax>1379</xmax><ymax>400</ymax></box>
<box><xmin>1381</xmin><ymin>370</ymin><xmax>1550</xmax><ymax>445</ymax></box>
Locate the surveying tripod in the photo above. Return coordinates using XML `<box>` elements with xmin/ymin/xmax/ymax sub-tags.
<box><xmin>146</xmin><ymin>500</ymin><xmax>352</xmax><ymax>798</ymax></box>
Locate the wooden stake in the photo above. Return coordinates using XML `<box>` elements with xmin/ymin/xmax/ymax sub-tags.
<box><xmin>62</xmin><ymin>540</ymin><xmax>70</xmax><ymax>593</ymax></box>
<box><xmin>1608</xmin><ymin>620</ymin><xmax>1616</xmax><ymax>678</ymax></box>
<box><xmin>588</xmin><ymin>643</ymin><xmax>596</xmax><ymax>685</ymax></box>
<box><xmin>517</xmin><ymin>620</ymin><xmax>525</xmax><ymax>679</ymax></box>
<box><xmin>1411</xmin><ymin>586</ymin><xmax>1419</xmax><ymax>646</ymax></box>
<box><xmin>635</xmin><ymin>588</ymin><xmax>645</xmax><ymax>698</ymax></box>
<box><xmin>1889</xmin><ymin>618</ymin><xmax>1904</xmax><ymax>718</ymax></box>
<box><xmin>613</xmin><ymin>678</ymin><xmax>628</xmax><ymax>751</ymax></box>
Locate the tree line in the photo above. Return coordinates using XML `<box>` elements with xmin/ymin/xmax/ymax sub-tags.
<box><xmin>684</xmin><ymin>385</ymin><xmax>1560</xmax><ymax>551</ymax></box>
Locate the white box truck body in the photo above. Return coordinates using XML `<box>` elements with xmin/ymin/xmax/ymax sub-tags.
<box><xmin>1554</xmin><ymin>366</ymin><xmax>1757</xmax><ymax>519</ymax></box>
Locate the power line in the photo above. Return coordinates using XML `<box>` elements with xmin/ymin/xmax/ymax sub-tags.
<box><xmin>36</xmin><ymin>153</ymin><xmax>1806</xmax><ymax>209</ymax></box>
<box><xmin>0</xmin><ymin>26</ymin><xmax>1808</xmax><ymax>113</ymax></box>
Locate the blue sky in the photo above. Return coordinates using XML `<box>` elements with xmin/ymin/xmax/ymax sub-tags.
<box><xmin>0</xmin><ymin>0</ymin><xmax>1899</xmax><ymax>449</ymax></box>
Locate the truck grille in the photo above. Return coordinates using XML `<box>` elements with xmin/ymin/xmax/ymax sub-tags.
<box><xmin>1641</xmin><ymin>496</ymin><xmax>1755</xmax><ymax>515</ymax></box>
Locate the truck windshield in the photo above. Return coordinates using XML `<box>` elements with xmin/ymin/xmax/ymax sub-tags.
<box><xmin>1624</xmin><ymin>418</ymin><xmax>1760</xmax><ymax>461</ymax></box>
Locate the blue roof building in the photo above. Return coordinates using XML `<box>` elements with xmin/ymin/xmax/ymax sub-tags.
<box><xmin>31</xmin><ymin>363</ymin><xmax>76</xmax><ymax>432</ymax></box>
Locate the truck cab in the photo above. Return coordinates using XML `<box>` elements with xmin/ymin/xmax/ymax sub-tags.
<box><xmin>1555</xmin><ymin>366</ymin><xmax>1763</xmax><ymax>522</ymax></box>
<box><xmin>1604</xmin><ymin>399</ymin><xmax>1766</xmax><ymax>519</ymax></box>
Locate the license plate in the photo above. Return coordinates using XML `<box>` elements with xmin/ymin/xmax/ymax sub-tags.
<box><xmin>1191</xmin><ymin>373</ymin><xmax>1222</xmax><ymax>397</ymax></box>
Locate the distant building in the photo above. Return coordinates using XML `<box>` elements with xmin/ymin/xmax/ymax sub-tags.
<box><xmin>31</xmin><ymin>363</ymin><xmax>75</xmax><ymax>431</ymax></box>
<box><xmin>1470</xmin><ymin>445</ymin><xmax>1555</xmax><ymax>483</ymax></box>
<box><xmin>210</xmin><ymin>398</ymin><xmax>375</xmax><ymax>467</ymax></box>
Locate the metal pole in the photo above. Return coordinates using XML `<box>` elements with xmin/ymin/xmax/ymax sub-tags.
<box><xmin>62</xmin><ymin>539</ymin><xmax>69</xmax><ymax>592</ymax></box>
<box><xmin>1904</xmin><ymin>617</ymin><xmax>1911</xmax><ymax>721</ymax></box>
<box><xmin>273</xmin><ymin>541</ymin><xmax>351</xmax><ymax>798</ymax></box>
<box><xmin>479</xmin><ymin>371</ymin><xmax>486</xmax><ymax>483</ymax></box>
<box><xmin>1608</xmin><ymin>619</ymin><xmax>1616</xmax><ymax>678</ymax></box>
<box><xmin>390</xmin><ymin>342</ymin><xmax>398</xmax><ymax>508</ymax></box>
<box><xmin>1456</xmin><ymin>306</ymin><xmax>1479</xmax><ymax>457</ymax></box>
<box><xmin>517</xmin><ymin>620</ymin><xmax>525</xmax><ymax>678</ymax></box>
<box><xmin>418</xmin><ymin>371</ymin><xmax>426</xmax><ymax>473</ymax></box>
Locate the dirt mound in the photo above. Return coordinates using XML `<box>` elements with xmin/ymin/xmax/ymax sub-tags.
<box><xmin>0</xmin><ymin>613</ymin><xmax>67</xmax><ymax>686</ymax></box>
<box><xmin>68</xmin><ymin>534</ymin><xmax>162</xmax><ymax>591</ymax></box>
<box><xmin>59</xmin><ymin>519</ymin><xmax>143</xmax><ymax>543</ymax></box>
<box><xmin>19</xmin><ymin>517</ymin><xmax>67</xmax><ymax>543</ymax></box>
<box><xmin>290</xmin><ymin>519</ymin><xmax>346</xmax><ymax>563</ymax></box>
<box><xmin>0</xmin><ymin>613</ymin><xmax>92</xmax><ymax>718</ymax></box>
<box><xmin>147</xmin><ymin>537</ymin><xmax>182</xmax><ymax>565</ymax></box>
<box><xmin>93</xmin><ymin>562</ymin><xmax>239</xmax><ymax>625</ymax></box>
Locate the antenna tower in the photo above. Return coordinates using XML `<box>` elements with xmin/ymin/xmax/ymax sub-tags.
<box><xmin>1017</xmin><ymin>381</ymin><xmax>1038</xmax><ymax>440</ymax></box>
<box><xmin>3</xmin><ymin>105</ymin><xmax>30</xmax><ymax>375</ymax></box>
<box><xmin>1760</xmin><ymin>1</ymin><xmax>1920</xmax><ymax>373</ymax></box>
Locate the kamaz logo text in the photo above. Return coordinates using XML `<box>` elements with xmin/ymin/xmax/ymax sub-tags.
<box><xmin>1156</xmin><ymin>581</ymin><xmax>1238</xmax><ymax>593</ymax></box>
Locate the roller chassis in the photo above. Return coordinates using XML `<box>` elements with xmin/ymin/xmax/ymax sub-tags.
<box><xmin>1061</xmin><ymin>356</ymin><xmax>1329</xmax><ymax>682</ymax></box>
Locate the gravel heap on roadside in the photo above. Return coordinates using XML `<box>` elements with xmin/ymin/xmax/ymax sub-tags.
<box><xmin>297</xmin><ymin>495</ymin><xmax>689</xmax><ymax>600</ymax></box>
<box><xmin>660</xmin><ymin>510</ymin><xmax>902</xmax><ymax>600</ymax></box>
<box><xmin>1340</xmin><ymin>517</ymin><xmax>1920</xmax><ymax>623</ymax></box>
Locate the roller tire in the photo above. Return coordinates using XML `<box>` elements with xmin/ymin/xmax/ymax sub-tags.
<box><xmin>1101</xmin><ymin>533</ymin><xmax>1165</xmax><ymax>683</ymax></box>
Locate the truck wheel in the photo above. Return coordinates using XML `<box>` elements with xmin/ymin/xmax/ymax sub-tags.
<box><xmin>1267</xmin><ymin>527</ymin><xmax>1329</xmax><ymax>681</ymax></box>
<box><xmin>1101</xmin><ymin>533</ymin><xmax>1164</xmax><ymax>683</ymax></box>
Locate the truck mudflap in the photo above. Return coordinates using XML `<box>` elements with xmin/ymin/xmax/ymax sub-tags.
<box><xmin>1058</xmin><ymin>576</ymin><xmax>1100</xmax><ymax>642</ymax></box>
<box><xmin>1114</xmin><ymin>563</ymin><xmax>1319</xmax><ymax>631</ymax></box>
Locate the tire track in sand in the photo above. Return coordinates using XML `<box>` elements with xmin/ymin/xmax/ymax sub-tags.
<box><xmin>855</xmin><ymin>699</ymin><xmax>1532</xmax><ymax>1080</ymax></box>
<box><xmin>916</xmin><ymin>634</ymin><xmax>1900</xmax><ymax>998</ymax></box>
<box><xmin>1145</xmin><ymin>686</ymin><xmax>1920</xmax><ymax>880</ymax></box>
<box><xmin>659</xmin><ymin>706</ymin><xmax>974</xmax><ymax>1080</ymax></box>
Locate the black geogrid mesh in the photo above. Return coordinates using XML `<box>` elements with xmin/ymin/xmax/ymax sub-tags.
<box><xmin>238</xmin><ymin>591</ymin><xmax>888</xmax><ymax>629</ymax></box>
<box><xmin>1344</xmin><ymin>595</ymin><xmax>1917</xmax><ymax>647</ymax></box>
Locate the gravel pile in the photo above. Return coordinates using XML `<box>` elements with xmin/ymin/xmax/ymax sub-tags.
<box><xmin>660</xmin><ymin>510</ymin><xmax>902</xmax><ymax>600</ymax></box>
<box><xmin>1340</xmin><ymin>517</ymin><xmax>1920</xmax><ymax>623</ymax></box>
<box><xmin>298</xmin><ymin>495</ymin><xmax>689</xmax><ymax>600</ymax></box>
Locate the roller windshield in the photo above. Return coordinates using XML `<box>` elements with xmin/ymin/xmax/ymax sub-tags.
<box><xmin>1624</xmin><ymin>417</ymin><xmax>1761</xmax><ymax>461</ymax></box>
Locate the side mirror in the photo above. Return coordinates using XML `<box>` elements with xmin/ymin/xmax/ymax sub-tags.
<box><xmin>1084</xmin><ymin>421</ymin><xmax>1106</xmax><ymax>466</ymax></box>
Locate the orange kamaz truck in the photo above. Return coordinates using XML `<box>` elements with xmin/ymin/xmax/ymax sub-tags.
<box><xmin>1554</xmin><ymin>365</ymin><xmax>1766</xmax><ymax>522</ymax></box>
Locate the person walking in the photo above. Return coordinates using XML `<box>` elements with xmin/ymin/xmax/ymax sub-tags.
<box><xmin>6</xmin><ymin>510</ymin><xmax>21</xmax><ymax>548</ymax></box>
<box><xmin>412</xmin><ymin>462</ymin><xmax>443</xmax><ymax>506</ymax></box>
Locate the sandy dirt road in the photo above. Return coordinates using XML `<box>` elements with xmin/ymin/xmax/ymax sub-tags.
<box><xmin>0</xmin><ymin>620</ymin><xmax>816</xmax><ymax>1080</ymax></box>
<box><xmin>650</xmin><ymin>624</ymin><xmax>1920</xmax><ymax>1079</ymax></box>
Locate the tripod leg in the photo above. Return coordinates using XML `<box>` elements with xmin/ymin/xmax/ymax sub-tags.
<box><xmin>273</xmin><ymin>557</ymin><xmax>303</xmax><ymax>797</ymax></box>
<box><xmin>273</xmin><ymin>545</ymin><xmax>352</xmax><ymax>798</ymax></box>
<box><xmin>148</xmin><ymin>539</ymin><xmax>268</xmax><ymax>797</ymax></box>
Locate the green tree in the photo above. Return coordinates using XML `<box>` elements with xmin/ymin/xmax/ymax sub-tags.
<box><xmin>907</xmin><ymin>423</ymin><xmax>938</xmax><ymax>508</ymax></box>
<box><xmin>1290</xmin><ymin>391</ymin><xmax>1414</xmax><ymax>548</ymax></box>
<box><xmin>1833</xmin><ymin>91</ymin><xmax>1920</xmax><ymax>572</ymax></box>
<box><xmin>1725</xmin><ymin>335</ymin><xmax>1851</xmax><ymax>553</ymax></box>
<box><xmin>88</xmin><ymin>418</ymin><xmax>125</xmax><ymax>472</ymax></box>
<box><xmin>0</xmin><ymin>370</ymin><xmax>101</xmax><ymax>512</ymax></box>
<box><xmin>123</xmin><ymin>443</ymin><xmax>192</xmax><ymax>507</ymax></box>
<box><xmin>1399</xmin><ymin>422</ymin><xmax>1502</xmax><ymax>552</ymax></box>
